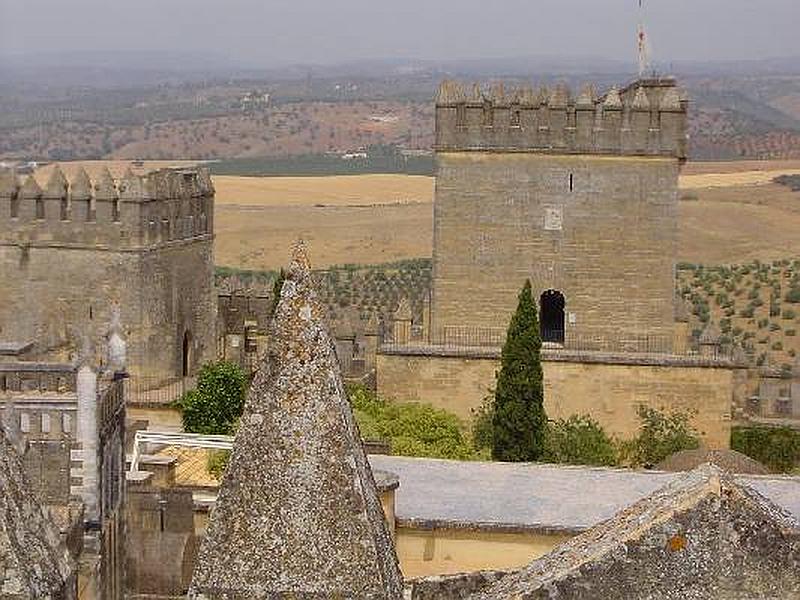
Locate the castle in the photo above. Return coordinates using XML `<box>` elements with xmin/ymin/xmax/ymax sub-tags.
<box><xmin>0</xmin><ymin>166</ymin><xmax>216</xmax><ymax>383</ymax></box>
<box><xmin>377</xmin><ymin>77</ymin><xmax>745</xmax><ymax>447</ymax></box>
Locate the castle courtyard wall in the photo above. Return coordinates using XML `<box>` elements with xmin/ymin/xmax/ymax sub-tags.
<box><xmin>377</xmin><ymin>347</ymin><xmax>738</xmax><ymax>448</ymax></box>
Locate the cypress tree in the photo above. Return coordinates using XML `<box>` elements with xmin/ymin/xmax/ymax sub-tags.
<box><xmin>492</xmin><ymin>279</ymin><xmax>547</xmax><ymax>462</ymax></box>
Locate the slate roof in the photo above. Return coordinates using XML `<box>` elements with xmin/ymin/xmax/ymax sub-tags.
<box><xmin>189</xmin><ymin>242</ymin><xmax>402</xmax><ymax>599</ymax></box>
<box><xmin>368</xmin><ymin>456</ymin><xmax>800</xmax><ymax>534</ymax></box>
<box><xmin>471</xmin><ymin>465</ymin><xmax>800</xmax><ymax>599</ymax></box>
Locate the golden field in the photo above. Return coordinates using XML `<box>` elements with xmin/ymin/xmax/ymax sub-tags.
<box><xmin>30</xmin><ymin>159</ymin><xmax>800</xmax><ymax>269</ymax></box>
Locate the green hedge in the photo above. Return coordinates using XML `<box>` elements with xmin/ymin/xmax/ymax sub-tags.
<box><xmin>731</xmin><ymin>426</ymin><xmax>800</xmax><ymax>473</ymax></box>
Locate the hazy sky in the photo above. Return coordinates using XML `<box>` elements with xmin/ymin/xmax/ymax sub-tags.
<box><xmin>1</xmin><ymin>0</ymin><xmax>798</xmax><ymax>67</ymax></box>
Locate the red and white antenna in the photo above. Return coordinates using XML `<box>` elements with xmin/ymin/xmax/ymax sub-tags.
<box><xmin>637</xmin><ymin>0</ymin><xmax>651</xmax><ymax>77</ymax></box>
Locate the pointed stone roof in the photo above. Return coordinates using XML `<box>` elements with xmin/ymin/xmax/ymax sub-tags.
<box><xmin>548</xmin><ymin>83</ymin><xmax>570</xmax><ymax>109</ymax></box>
<box><xmin>469</xmin><ymin>82</ymin><xmax>484</xmax><ymax>103</ymax></box>
<box><xmin>575</xmin><ymin>84</ymin><xmax>596</xmax><ymax>108</ymax></box>
<box><xmin>93</xmin><ymin>167</ymin><xmax>117</xmax><ymax>200</ymax></box>
<box><xmin>631</xmin><ymin>85</ymin><xmax>651</xmax><ymax>110</ymax></box>
<box><xmin>394</xmin><ymin>297</ymin><xmax>412</xmax><ymax>321</ymax></box>
<box><xmin>189</xmin><ymin>243</ymin><xmax>403</xmax><ymax>599</ymax></box>
<box><xmin>19</xmin><ymin>174</ymin><xmax>42</xmax><ymax>198</ymax></box>
<box><xmin>0</xmin><ymin>424</ymin><xmax>75</xmax><ymax>599</ymax></box>
<box><xmin>436</xmin><ymin>80</ymin><xmax>465</xmax><ymax>105</ymax></box>
<box><xmin>537</xmin><ymin>85</ymin><xmax>550</xmax><ymax>106</ymax></box>
<box><xmin>661</xmin><ymin>86</ymin><xmax>683</xmax><ymax>111</ymax></box>
<box><xmin>471</xmin><ymin>465</ymin><xmax>800</xmax><ymax>599</ymax></box>
<box><xmin>69</xmin><ymin>168</ymin><xmax>92</xmax><ymax>200</ymax></box>
<box><xmin>603</xmin><ymin>86</ymin><xmax>623</xmax><ymax>110</ymax></box>
<box><xmin>518</xmin><ymin>86</ymin><xmax>538</xmax><ymax>107</ymax></box>
<box><xmin>488</xmin><ymin>82</ymin><xmax>506</xmax><ymax>104</ymax></box>
<box><xmin>43</xmin><ymin>166</ymin><xmax>68</xmax><ymax>199</ymax></box>
<box><xmin>0</xmin><ymin>169</ymin><xmax>18</xmax><ymax>197</ymax></box>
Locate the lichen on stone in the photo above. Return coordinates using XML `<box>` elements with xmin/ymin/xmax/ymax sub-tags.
<box><xmin>188</xmin><ymin>241</ymin><xmax>403</xmax><ymax>599</ymax></box>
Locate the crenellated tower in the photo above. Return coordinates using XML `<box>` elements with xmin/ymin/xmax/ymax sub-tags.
<box><xmin>0</xmin><ymin>165</ymin><xmax>216</xmax><ymax>382</ymax></box>
<box><xmin>431</xmin><ymin>77</ymin><xmax>688</xmax><ymax>352</ymax></box>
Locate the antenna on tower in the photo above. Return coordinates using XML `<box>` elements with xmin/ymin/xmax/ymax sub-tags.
<box><xmin>637</xmin><ymin>0</ymin><xmax>652</xmax><ymax>78</ymax></box>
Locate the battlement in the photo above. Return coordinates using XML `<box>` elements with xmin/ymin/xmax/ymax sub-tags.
<box><xmin>0</xmin><ymin>165</ymin><xmax>215</xmax><ymax>250</ymax></box>
<box><xmin>435</xmin><ymin>77</ymin><xmax>688</xmax><ymax>159</ymax></box>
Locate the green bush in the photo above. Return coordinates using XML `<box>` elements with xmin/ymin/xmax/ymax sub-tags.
<box><xmin>175</xmin><ymin>361</ymin><xmax>247</xmax><ymax>435</ymax></box>
<box><xmin>731</xmin><ymin>426</ymin><xmax>800</xmax><ymax>473</ymax></box>
<box><xmin>348</xmin><ymin>384</ymin><xmax>478</xmax><ymax>460</ymax></box>
<box><xmin>786</xmin><ymin>287</ymin><xmax>800</xmax><ymax>304</ymax></box>
<box><xmin>542</xmin><ymin>415</ymin><xmax>618</xmax><ymax>467</ymax></box>
<box><xmin>783</xmin><ymin>309</ymin><xmax>797</xmax><ymax>320</ymax></box>
<box><xmin>622</xmin><ymin>406</ymin><xmax>700</xmax><ymax>468</ymax></box>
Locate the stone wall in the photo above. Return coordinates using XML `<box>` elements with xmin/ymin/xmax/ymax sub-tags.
<box><xmin>397</xmin><ymin>527</ymin><xmax>569</xmax><ymax>579</ymax></box>
<box><xmin>0</xmin><ymin>167</ymin><xmax>216</xmax><ymax>383</ymax></box>
<box><xmin>377</xmin><ymin>347</ymin><xmax>739</xmax><ymax>448</ymax></box>
<box><xmin>431</xmin><ymin>151</ymin><xmax>679</xmax><ymax>351</ymax></box>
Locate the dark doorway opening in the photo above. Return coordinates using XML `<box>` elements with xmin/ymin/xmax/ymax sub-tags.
<box><xmin>182</xmin><ymin>331</ymin><xmax>192</xmax><ymax>377</ymax></box>
<box><xmin>540</xmin><ymin>290</ymin><xmax>565</xmax><ymax>344</ymax></box>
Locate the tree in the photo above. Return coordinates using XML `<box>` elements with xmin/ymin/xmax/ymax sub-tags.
<box><xmin>492</xmin><ymin>279</ymin><xmax>547</xmax><ymax>461</ymax></box>
<box><xmin>176</xmin><ymin>361</ymin><xmax>247</xmax><ymax>435</ymax></box>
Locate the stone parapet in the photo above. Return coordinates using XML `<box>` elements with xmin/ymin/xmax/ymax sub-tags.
<box><xmin>435</xmin><ymin>77</ymin><xmax>687</xmax><ymax>159</ymax></box>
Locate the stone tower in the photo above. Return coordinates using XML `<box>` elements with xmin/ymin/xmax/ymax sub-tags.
<box><xmin>0</xmin><ymin>165</ymin><xmax>216</xmax><ymax>382</ymax></box>
<box><xmin>431</xmin><ymin>79</ymin><xmax>688</xmax><ymax>351</ymax></box>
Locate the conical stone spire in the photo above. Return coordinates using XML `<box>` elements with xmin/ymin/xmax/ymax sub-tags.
<box><xmin>44</xmin><ymin>166</ymin><xmax>68</xmax><ymax>199</ymax></box>
<box><xmin>189</xmin><ymin>243</ymin><xmax>403</xmax><ymax>599</ymax></box>
<box><xmin>69</xmin><ymin>168</ymin><xmax>92</xmax><ymax>200</ymax></box>
<box><xmin>0</xmin><ymin>424</ymin><xmax>76</xmax><ymax>599</ymax></box>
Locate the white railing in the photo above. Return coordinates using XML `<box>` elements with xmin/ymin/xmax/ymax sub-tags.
<box><xmin>128</xmin><ymin>430</ymin><xmax>233</xmax><ymax>474</ymax></box>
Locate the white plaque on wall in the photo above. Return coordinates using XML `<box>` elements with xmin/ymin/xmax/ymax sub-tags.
<box><xmin>544</xmin><ymin>206</ymin><xmax>563</xmax><ymax>231</ymax></box>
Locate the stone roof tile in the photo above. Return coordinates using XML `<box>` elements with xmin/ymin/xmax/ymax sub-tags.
<box><xmin>189</xmin><ymin>242</ymin><xmax>403</xmax><ymax>599</ymax></box>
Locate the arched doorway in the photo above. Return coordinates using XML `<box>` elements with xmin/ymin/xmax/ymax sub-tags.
<box><xmin>540</xmin><ymin>290</ymin><xmax>565</xmax><ymax>344</ymax></box>
<box><xmin>182</xmin><ymin>331</ymin><xmax>192</xmax><ymax>377</ymax></box>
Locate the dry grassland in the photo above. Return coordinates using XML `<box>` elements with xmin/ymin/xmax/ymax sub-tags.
<box><xmin>29</xmin><ymin>159</ymin><xmax>800</xmax><ymax>269</ymax></box>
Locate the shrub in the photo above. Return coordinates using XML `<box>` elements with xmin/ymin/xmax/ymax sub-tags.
<box><xmin>622</xmin><ymin>406</ymin><xmax>700</xmax><ymax>468</ymax></box>
<box><xmin>492</xmin><ymin>280</ymin><xmax>546</xmax><ymax>462</ymax></box>
<box><xmin>176</xmin><ymin>361</ymin><xmax>247</xmax><ymax>435</ymax></box>
<box><xmin>783</xmin><ymin>309</ymin><xmax>797</xmax><ymax>320</ymax></box>
<box><xmin>348</xmin><ymin>384</ymin><xmax>477</xmax><ymax>460</ymax></box>
<box><xmin>786</xmin><ymin>287</ymin><xmax>800</xmax><ymax>303</ymax></box>
<box><xmin>731</xmin><ymin>426</ymin><xmax>800</xmax><ymax>473</ymax></box>
<box><xmin>543</xmin><ymin>415</ymin><xmax>618</xmax><ymax>467</ymax></box>
<box><xmin>772</xmin><ymin>341</ymin><xmax>784</xmax><ymax>351</ymax></box>
<box><xmin>739</xmin><ymin>307</ymin><xmax>754</xmax><ymax>318</ymax></box>
<box><xmin>786</xmin><ymin>329</ymin><xmax>796</xmax><ymax>337</ymax></box>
